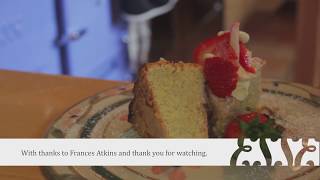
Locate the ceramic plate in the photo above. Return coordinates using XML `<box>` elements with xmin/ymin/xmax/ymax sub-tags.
<box><xmin>43</xmin><ymin>80</ymin><xmax>320</xmax><ymax>180</ymax></box>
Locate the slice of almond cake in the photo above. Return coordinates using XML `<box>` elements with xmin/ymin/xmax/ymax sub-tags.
<box><xmin>129</xmin><ymin>59</ymin><xmax>208</xmax><ymax>138</ymax></box>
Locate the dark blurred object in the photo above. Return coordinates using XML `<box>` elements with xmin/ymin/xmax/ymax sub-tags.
<box><xmin>241</xmin><ymin>0</ymin><xmax>296</xmax><ymax>82</ymax></box>
<box><xmin>150</xmin><ymin>0</ymin><xmax>223</xmax><ymax>61</ymax></box>
<box><xmin>121</xmin><ymin>0</ymin><xmax>169</xmax><ymax>15</ymax></box>
<box><xmin>223</xmin><ymin>0</ymin><xmax>284</xmax><ymax>28</ymax></box>
<box><xmin>120</xmin><ymin>0</ymin><xmax>177</xmax><ymax>76</ymax></box>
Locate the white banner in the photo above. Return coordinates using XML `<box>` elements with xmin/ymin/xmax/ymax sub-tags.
<box><xmin>0</xmin><ymin>139</ymin><xmax>318</xmax><ymax>166</ymax></box>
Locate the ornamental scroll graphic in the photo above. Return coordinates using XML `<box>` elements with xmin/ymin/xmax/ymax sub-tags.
<box><xmin>230</xmin><ymin>138</ymin><xmax>319</xmax><ymax>167</ymax></box>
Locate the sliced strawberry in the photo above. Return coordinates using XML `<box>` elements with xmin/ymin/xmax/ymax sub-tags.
<box><xmin>194</xmin><ymin>23</ymin><xmax>258</xmax><ymax>98</ymax></box>
<box><xmin>194</xmin><ymin>31</ymin><xmax>256</xmax><ymax>73</ymax></box>
<box><xmin>204</xmin><ymin>57</ymin><xmax>239</xmax><ymax>98</ymax></box>
<box><xmin>239</xmin><ymin>42</ymin><xmax>256</xmax><ymax>73</ymax></box>
<box><xmin>193</xmin><ymin>33</ymin><xmax>238</xmax><ymax>65</ymax></box>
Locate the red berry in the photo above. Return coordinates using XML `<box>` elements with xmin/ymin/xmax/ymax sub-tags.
<box><xmin>238</xmin><ymin>112</ymin><xmax>268</xmax><ymax>124</ymax></box>
<box><xmin>239</xmin><ymin>42</ymin><xmax>256</xmax><ymax>73</ymax></box>
<box><xmin>193</xmin><ymin>32</ymin><xmax>238</xmax><ymax>65</ymax></box>
<box><xmin>204</xmin><ymin>57</ymin><xmax>239</xmax><ymax>97</ymax></box>
<box><xmin>224</xmin><ymin>120</ymin><xmax>242</xmax><ymax>138</ymax></box>
<box><xmin>224</xmin><ymin>112</ymin><xmax>269</xmax><ymax>138</ymax></box>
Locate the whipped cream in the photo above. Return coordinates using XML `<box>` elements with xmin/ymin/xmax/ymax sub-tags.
<box><xmin>232</xmin><ymin>66</ymin><xmax>256</xmax><ymax>101</ymax></box>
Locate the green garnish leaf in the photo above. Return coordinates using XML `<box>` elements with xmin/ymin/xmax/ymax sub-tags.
<box><xmin>240</xmin><ymin>121</ymin><xmax>249</xmax><ymax>132</ymax></box>
<box><xmin>242</xmin><ymin>113</ymin><xmax>283</xmax><ymax>140</ymax></box>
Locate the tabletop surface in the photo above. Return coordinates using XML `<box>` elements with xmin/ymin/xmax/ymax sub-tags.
<box><xmin>0</xmin><ymin>70</ymin><xmax>125</xmax><ymax>180</ymax></box>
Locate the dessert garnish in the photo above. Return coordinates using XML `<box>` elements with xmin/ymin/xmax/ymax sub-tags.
<box><xmin>224</xmin><ymin>112</ymin><xmax>284</xmax><ymax>140</ymax></box>
<box><xmin>193</xmin><ymin>32</ymin><xmax>238</xmax><ymax>66</ymax></box>
<box><xmin>239</xmin><ymin>42</ymin><xmax>256</xmax><ymax>73</ymax></box>
<box><xmin>226</xmin><ymin>111</ymin><xmax>284</xmax><ymax>160</ymax></box>
<box><xmin>193</xmin><ymin>22</ymin><xmax>257</xmax><ymax>98</ymax></box>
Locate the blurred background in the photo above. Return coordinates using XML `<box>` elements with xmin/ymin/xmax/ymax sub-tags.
<box><xmin>0</xmin><ymin>0</ymin><xmax>319</xmax><ymax>87</ymax></box>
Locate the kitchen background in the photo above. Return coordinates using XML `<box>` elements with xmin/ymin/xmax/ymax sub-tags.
<box><xmin>0</xmin><ymin>0</ymin><xmax>319</xmax><ymax>87</ymax></box>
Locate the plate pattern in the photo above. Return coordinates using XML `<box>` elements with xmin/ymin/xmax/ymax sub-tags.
<box><xmin>43</xmin><ymin>81</ymin><xmax>320</xmax><ymax>180</ymax></box>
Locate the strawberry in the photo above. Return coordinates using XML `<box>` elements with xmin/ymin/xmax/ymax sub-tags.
<box><xmin>194</xmin><ymin>27</ymin><xmax>256</xmax><ymax>73</ymax></box>
<box><xmin>226</xmin><ymin>112</ymin><xmax>284</xmax><ymax>161</ymax></box>
<box><xmin>239</xmin><ymin>42</ymin><xmax>256</xmax><ymax>73</ymax></box>
<box><xmin>194</xmin><ymin>23</ymin><xmax>258</xmax><ymax>98</ymax></box>
<box><xmin>224</xmin><ymin>112</ymin><xmax>283</xmax><ymax>140</ymax></box>
<box><xmin>193</xmin><ymin>32</ymin><xmax>238</xmax><ymax>66</ymax></box>
<box><xmin>237</xmin><ymin>112</ymin><xmax>268</xmax><ymax>124</ymax></box>
<box><xmin>224</xmin><ymin>120</ymin><xmax>242</xmax><ymax>138</ymax></box>
<box><xmin>204</xmin><ymin>57</ymin><xmax>239</xmax><ymax>98</ymax></box>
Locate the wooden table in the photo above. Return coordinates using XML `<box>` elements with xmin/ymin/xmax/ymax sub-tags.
<box><xmin>0</xmin><ymin>70</ymin><xmax>126</xmax><ymax>180</ymax></box>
